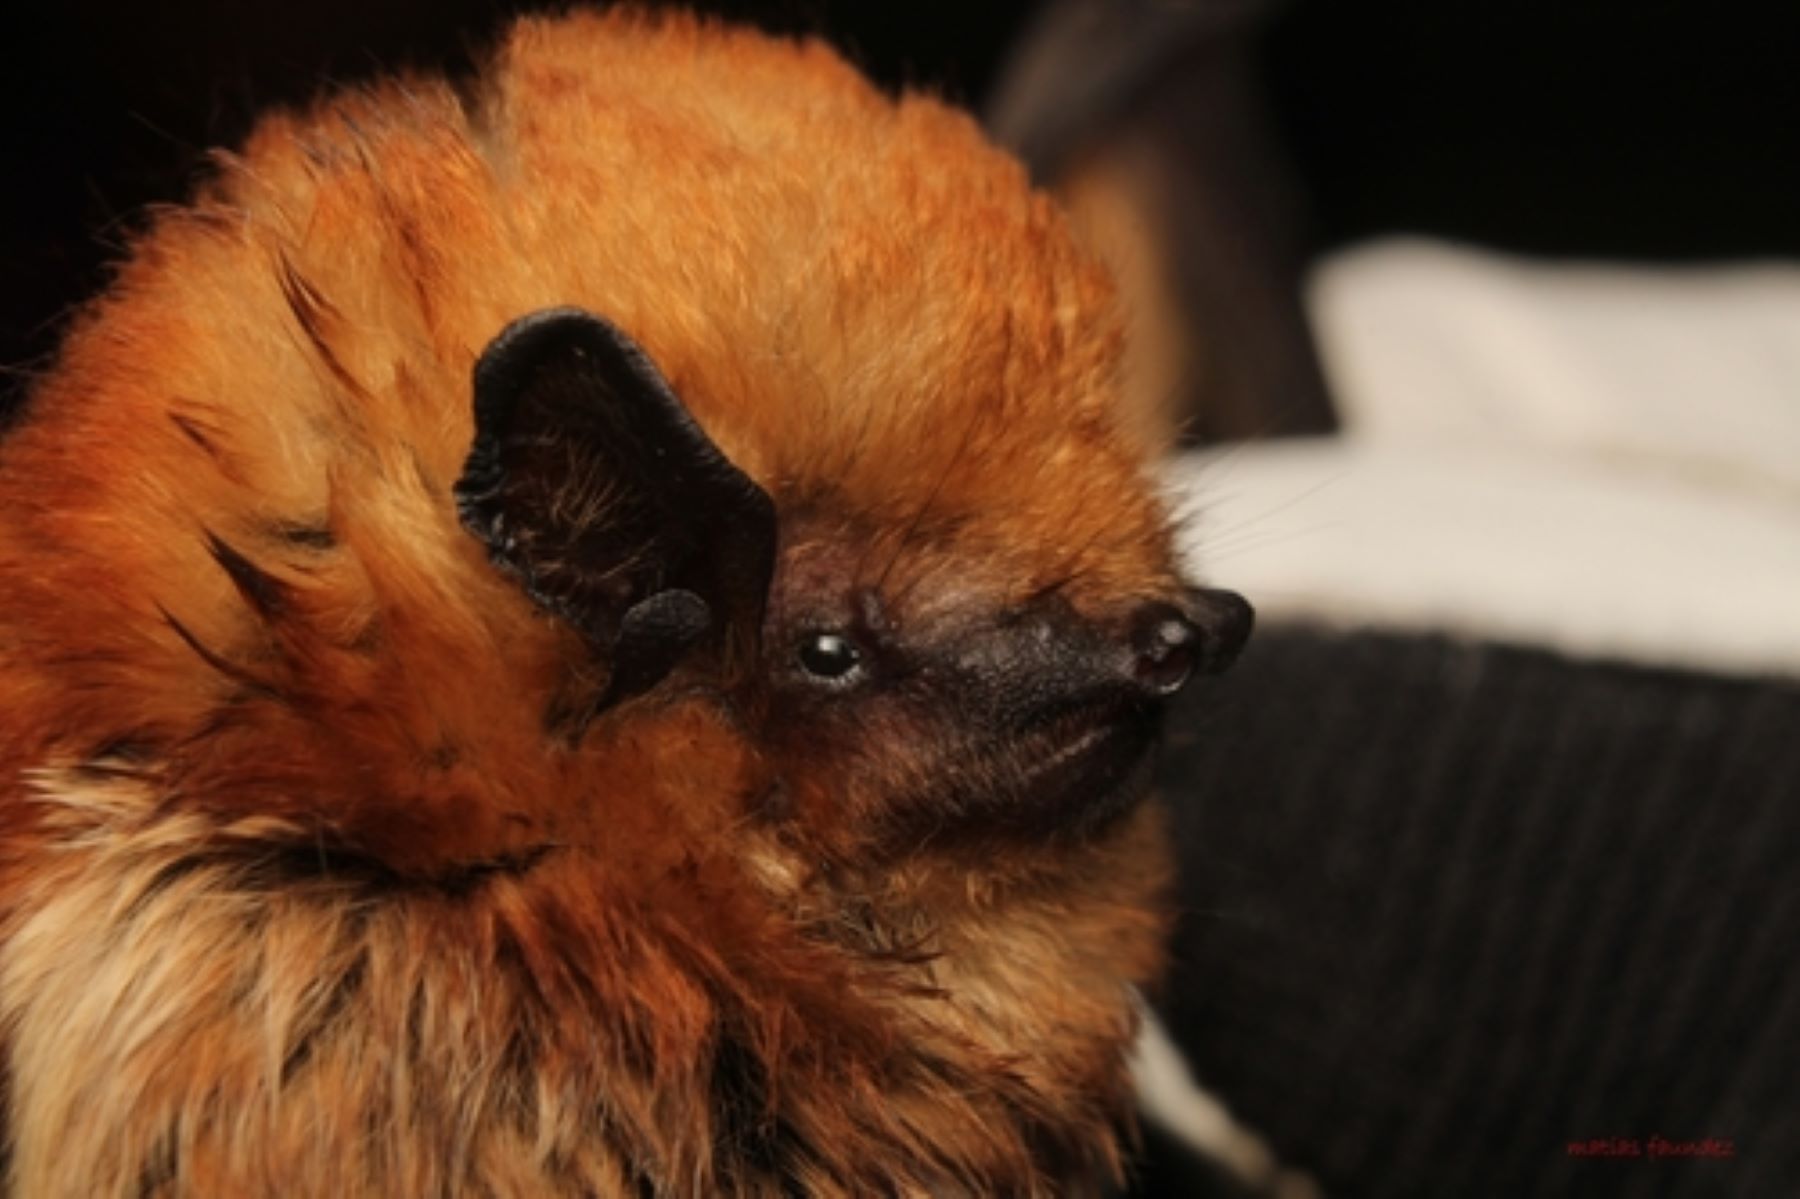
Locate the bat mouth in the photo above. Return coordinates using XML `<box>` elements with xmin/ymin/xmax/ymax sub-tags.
<box><xmin>872</xmin><ymin>694</ymin><xmax>1164</xmax><ymax>851</ymax></box>
<box><xmin>1003</xmin><ymin>698</ymin><xmax>1161</xmax><ymax>838</ymax></box>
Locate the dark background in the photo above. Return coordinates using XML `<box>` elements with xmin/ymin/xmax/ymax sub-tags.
<box><xmin>5</xmin><ymin>0</ymin><xmax>1798</xmax><ymax>397</ymax></box>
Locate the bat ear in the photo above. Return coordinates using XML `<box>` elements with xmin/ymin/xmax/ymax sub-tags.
<box><xmin>455</xmin><ymin>308</ymin><xmax>775</xmax><ymax>709</ymax></box>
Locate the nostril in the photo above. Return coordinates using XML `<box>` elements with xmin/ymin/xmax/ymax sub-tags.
<box><xmin>1126</xmin><ymin>590</ymin><xmax>1254</xmax><ymax>697</ymax></box>
<box><xmin>1130</xmin><ymin>603</ymin><xmax>1202</xmax><ymax>697</ymax></box>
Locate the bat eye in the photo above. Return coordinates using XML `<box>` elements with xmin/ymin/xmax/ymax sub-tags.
<box><xmin>797</xmin><ymin>631</ymin><xmax>864</xmax><ymax>683</ymax></box>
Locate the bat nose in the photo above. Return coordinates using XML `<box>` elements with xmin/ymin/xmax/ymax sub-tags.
<box><xmin>1128</xmin><ymin>589</ymin><xmax>1253</xmax><ymax>697</ymax></box>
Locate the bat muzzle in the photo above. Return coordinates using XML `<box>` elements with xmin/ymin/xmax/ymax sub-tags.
<box><xmin>940</xmin><ymin>588</ymin><xmax>1255</xmax><ymax>839</ymax></box>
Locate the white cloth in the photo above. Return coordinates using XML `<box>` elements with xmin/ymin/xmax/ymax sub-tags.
<box><xmin>1167</xmin><ymin>239</ymin><xmax>1800</xmax><ymax>679</ymax></box>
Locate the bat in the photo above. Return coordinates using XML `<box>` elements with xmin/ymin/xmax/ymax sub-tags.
<box><xmin>0</xmin><ymin>10</ymin><xmax>1250</xmax><ymax>1195</ymax></box>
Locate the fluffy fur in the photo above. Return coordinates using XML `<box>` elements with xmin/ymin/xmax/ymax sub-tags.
<box><xmin>0</xmin><ymin>11</ymin><xmax>1206</xmax><ymax>1196</ymax></box>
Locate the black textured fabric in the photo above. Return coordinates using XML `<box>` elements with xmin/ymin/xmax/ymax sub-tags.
<box><xmin>1139</xmin><ymin>628</ymin><xmax>1800</xmax><ymax>1199</ymax></box>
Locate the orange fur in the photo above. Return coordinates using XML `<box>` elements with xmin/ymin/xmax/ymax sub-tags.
<box><xmin>0</xmin><ymin>10</ymin><xmax>1197</xmax><ymax>1196</ymax></box>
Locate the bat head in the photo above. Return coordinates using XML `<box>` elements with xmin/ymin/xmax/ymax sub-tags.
<box><xmin>455</xmin><ymin>306</ymin><xmax>1250</xmax><ymax>858</ymax></box>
